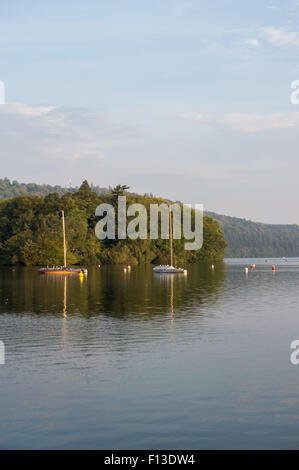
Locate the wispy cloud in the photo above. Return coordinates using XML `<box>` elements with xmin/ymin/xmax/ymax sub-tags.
<box><xmin>266</xmin><ymin>4</ymin><xmax>280</xmax><ymax>9</ymax></box>
<box><xmin>245</xmin><ymin>39</ymin><xmax>259</xmax><ymax>47</ymax></box>
<box><xmin>0</xmin><ymin>102</ymin><xmax>139</xmax><ymax>187</ymax></box>
<box><xmin>182</xmin><ymin>112</ymin><xmax>299</xmax><ymax>133</ymax></box>
<box><xmin>0</xmin><ymin>103</ymin><xmax>135</xmax><ymax>162</ymax></box>
<box><xmin>260</xmin><ymin>27</ymin><xmax>299</xmax><ymax>46</ymax></box>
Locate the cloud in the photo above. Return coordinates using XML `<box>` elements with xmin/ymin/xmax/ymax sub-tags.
<box><xmin>260</xmin><ymin>27</ymin><xmax>299</xmax><ymax>46</ymax></box>
<box><xmin>182</xmin><ymin>112</ymin><xmax>299</xmax><ymax>133</ymax></box>
<box><xmin>266</xmin><ymin>4</ymin><xmax>280</xmax><ymax>9</ymax></box>
<box><xmin>0</xmin><ymin>102</ymin><xmax>139</xmax><ymax>186</ymax></box>
<box><xmin>2</xmin><ymin>103</ymin><xmax>56</xmax><ymax>117</ymax></box>
<box><xmin>0</xmin><ymin>102</ymin><xmax>135</xmax><ymax>163</ymax></box>
<box><xmin>245</xmin><ymin>39</ymin><xmax>259</xmax><ymax>47</ymax></box>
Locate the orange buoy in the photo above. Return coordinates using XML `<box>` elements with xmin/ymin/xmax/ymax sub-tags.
<box><xmin>272</xmin><ymin>265</ymin><xmax>276</xmax><ymax>271</ymax></box>
<box><xmin>250</xmin><ymin>264</ymin><xmax>254</xmax><ymax>269</ymax></box>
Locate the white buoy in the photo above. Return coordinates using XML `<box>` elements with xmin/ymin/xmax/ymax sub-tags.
<box><xmin>211</xmin><ymin>264</ymin><xmax>215</xmax><ymax>269</ymax></box>
<box><xmin>245</xmin><ymin>267</ymin><xmax>249</xmax><ymax>273</ymax></box>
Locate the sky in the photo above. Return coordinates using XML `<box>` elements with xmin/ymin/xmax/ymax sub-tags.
<box><xmin>1</xmin><ymin>0</ymin><xmax>299</xmax><ymax>223</ymax></box>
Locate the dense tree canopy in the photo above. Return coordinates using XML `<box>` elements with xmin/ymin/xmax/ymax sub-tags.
<box><xmin>1</xmin><ymin>178</ymin><xmax>298</xmax><ymax>259</ymax></box>
<box><xmin>111</xmin><ymin>184</ymin><xmax>130</xmax><ymax>197</ymax></box>
<box><xmin>0</xmin><ymin>182</ymin><xmax>226</xmax><ymax>266</ymax></box>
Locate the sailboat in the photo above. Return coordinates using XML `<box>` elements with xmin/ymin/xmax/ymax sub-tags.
<box><xmin>153</xmin><ymin>207</ymin><xmax>187</xmax><ymax>274</ymax></box>
<box><xmin>38</xmin><ymin>210</ymin><xmax>87</xmax><ymax>275</ymax></box>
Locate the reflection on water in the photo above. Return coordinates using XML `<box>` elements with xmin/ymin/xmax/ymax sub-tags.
<box><xmin>1</xmin><ymin>261</ymin><xmax>299</xmax><ymax>449</ymax></box>
<box><xmin>63</xmin><ymin>276</ymin><xmax>67</xmax><ymax>318</ymax></box>
<box><xmin>0</xmin><ymin>265</ymin><xmax>226</xmax><ymax>320</ymax></box>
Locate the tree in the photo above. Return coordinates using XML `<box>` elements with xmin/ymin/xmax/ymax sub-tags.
<box><xmin>76</xmin><ymin>180</ymin><xmax>92</xmax><ymax>196</ymax></box>
<box><xmin>111</xmin><ymin>184</ymin><xmax>130</xmax><ymax>197</ymax></box>
<box><xmin>0</xmin><ymin>187</ymin><xmax>227</xmax><ymax>266</ymax></box>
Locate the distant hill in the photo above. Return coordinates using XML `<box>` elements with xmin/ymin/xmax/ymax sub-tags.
<box><xmin>0</xmin><ymin>178</ymin><xmax>110</xmax><ymax>199</ymax></box>
<box><xmin>207</xmin><ymin>211</ymin><xmax>299</xmax><ymax>258</ymax></box>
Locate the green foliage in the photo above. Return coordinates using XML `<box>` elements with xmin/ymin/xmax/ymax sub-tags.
<box><xmin>0</xmin><ymin>184</ymin><xmax>226</xmax><ymax>266</ymax></box>
<box><xmin>111</xmin><ymin>184</ymin><xmax>130</xmax><ymax>197</ymax></box>
<box><xmin>207</xmin><ymin>211</ymin><xmax>299</xmax><ymax>257</ymax></box>
<box><xmin>4</xmin><ymin>178</ymin><xmax>299</xmax><ymax>259</ymax></box>
<box><xmin>0</xmin><ymin>177</ymin><xmax>109</xmax><ymax>200</ymax></box>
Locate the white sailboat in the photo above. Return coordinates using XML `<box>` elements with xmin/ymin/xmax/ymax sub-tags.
<box><xmin>153</xmin><ymin>207</ymin><xmax>187</xmax><ymax>274</ymax></box>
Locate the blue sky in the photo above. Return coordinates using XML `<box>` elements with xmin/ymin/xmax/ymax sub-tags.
<box><xmin>1</xmin><ymin>0</ymin><xmax>299</xmax><ymax>223</ymax></box>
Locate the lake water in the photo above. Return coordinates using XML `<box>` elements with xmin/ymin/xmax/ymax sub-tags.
<box><xmin>1</xmin><ymin>259</ymin><xmax>299</xmax><ymax>449</ymax></box>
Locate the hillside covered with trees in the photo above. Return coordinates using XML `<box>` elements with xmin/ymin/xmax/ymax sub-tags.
<box><xmin>2</xmin><ymin>178</ymin><xmax>298</xmax><ymax>258</ymax></box>
<box><xmin>0</xmin><ymin>181</ymin><xmax>226</xmax><ymax>266</ymax></box>
<box><xmin>207</xmin><ymin>212</ymin><xmax>299</xmax><ymax>258</ymax></box>
<box><xmin>0</xmin><ymin>177</ymin><xmax>109</xmax><ymax>200</ymax></box>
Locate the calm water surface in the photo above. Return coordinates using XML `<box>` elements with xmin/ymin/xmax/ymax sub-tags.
<box><xmin>1</xmin><ymin>259</ymin><xmax>299</xmax><ymax>449</ymax></box>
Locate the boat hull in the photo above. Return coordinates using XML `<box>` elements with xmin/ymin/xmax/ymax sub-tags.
<box><xmin>38</xmin><ymin>267</ymin><xmax>87</xmax><ymax>274</ymax></box>
<box><xmin>153</xmin><ymin>265</ymin><xmax>186</xmax><ymax>274</ymax></box>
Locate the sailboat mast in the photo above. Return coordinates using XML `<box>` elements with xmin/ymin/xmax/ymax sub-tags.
<box><xmin>169</xmin><ymin>206</ymin><xmax>173</xmax><ymax>267</ymax></box>
<box><xmin>61</xmin><ymin>210</ymin><xmax>67</xmax><ymax>267</ymax></box>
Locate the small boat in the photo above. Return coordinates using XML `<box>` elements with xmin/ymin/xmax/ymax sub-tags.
<box><xmin>153</xmin><ymin>207</ymin><xmax>187</xmax><ymax>274</ymax></box>
<box><xmin>37</xmin><ymin>210</ymin><xmax>87</xmax><ymax>275</ymax></box>
<box><xmin>153</xmin><ymin>265</ymin><xmax>186</xmax><ymax>274</ymax></box>
<box><xmin>38</xmin><ymin>267</ymin><xmax>87</xmax><ymax>275</ymax></box>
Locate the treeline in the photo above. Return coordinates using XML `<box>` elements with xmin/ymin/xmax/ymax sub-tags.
<box><xmin>0</xmin><ymin>177</ymin><xmax>109</xmax><ymax>200</ymax></box>
<box><xmin>0</xmin><ymin>181</ymin><xmax>227</xmax><ymax>266</ymax></box>
<box><xmin>2</xmin><ymin>178</ymin><xmax>298</xmax><ymax>259</ymax></box>
<box><xmin>207</xmin><ymin>212</ymin><xmax>299</xmax><ymax>258</ymax></box>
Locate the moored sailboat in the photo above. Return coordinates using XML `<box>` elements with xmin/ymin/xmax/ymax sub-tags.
<box><xmin>37</xmin><ymin>210</ymin><xmax>87</xmax><ymax>275</ymax></box>
<box><xmin>153</xmin><ymin>207</ymin><xmax>187</xmax><ymax>274</ymax></box>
